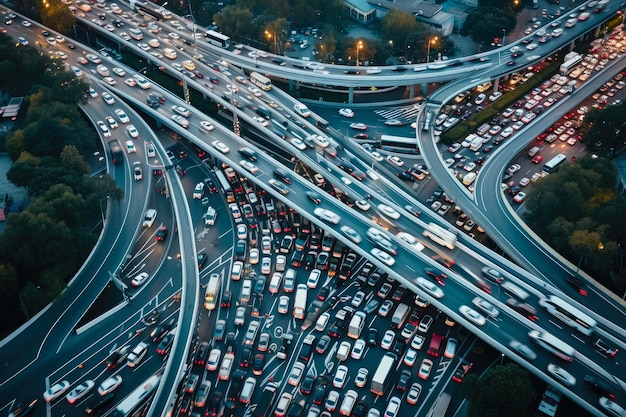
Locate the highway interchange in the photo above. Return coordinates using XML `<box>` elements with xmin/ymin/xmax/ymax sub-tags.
<box><xmin>1</xmin><ymin>1</ymin><xmax>626</xmax><ymax>417</ymax></box>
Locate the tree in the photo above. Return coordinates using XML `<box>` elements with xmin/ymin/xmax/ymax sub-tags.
<box><xmin>580</xmin><ymin>103</ymin><xmax>626</xmax><ymax>157</ymax></box>
<box><xmin>213</xmin><ymin>6</ymin><xmax>255</xmax><ymax>41</ymax></box>
<box><xmin>381</xmin><ymin>9</ymin><xmax>417</xmax><ymax>55</ymax></box>
<box><xmin>462</xmin><ymin>363</ymin><xmax>536</xmax><ymax>417</ymax></box>
<box><xmin>38</xmin><ymin>0</ymin><xmax>76</xmax><ymax>34</ymax></box>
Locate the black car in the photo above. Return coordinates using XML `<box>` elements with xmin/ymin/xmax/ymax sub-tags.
<box><xmin>583</xmin><ymin>374</ymin><xmax>615</xmax><ymax>399</ymax></box>
<box><xmin>194</xmin><ymin>342</ymin><xmax>209</xmax><ymax>365</ymax></box>
<box><xmin>315</xmin><ymin>335</ymin><xmax>331</xmax><ymax>354</ymax></box>
<box><xmin>221</xmin><ymin>290</ymin><xmax>232</xmax><ymax>308</ymax></box>
<box><xmin>274</xmin><ymin>169</ymin><xmax>291</xmax><ymax>184</ymax></box>
<box><xmin>207</xmin><ymin>392</ymin><xmax>223</xmax><ymax>417</ymax></box>
<box><xmin>239</xmin><ymin>346</ymin><xmax>253</xmax><ymax>368</ymax></box>
<box><xmin>156</xmin><ymin>333</ymin><xmax>175</xmax><ymax>355</ymax></box>
<box><xmin>312</xmin><ymin>383</ymin><xmax>328</xmax><ymax>405</ymax></box>
<box><xmin>352</xmin><ymin>400</ymin><xmax>367</xmax><ymax>417</ymax></box>
<box><xmin>197</xmin><ymin>253</ymin><xmax>208</xmax><ymax>270</ymax></box>
<box><xmin>105</xmin><ymin>346</ymin><xmax>130</xmax><ymax>369</ymax></box>
<box><xmin>367</xmin><ymin>328</ymin><xmax>378</xmax><ymax>346</ymax></box>
<box><xmin>238</xmin><ymin>147</ymin><xmax>257</xmax><ymax>161</ymax></box>
<box><xmin>317</xmin><ymin>287</ymin><xmax>330</xmax><ymax>301</ymax></box>
<box><xmin>395</xmin><ymin>369</ymin><xmax>411</xmax><ymax>391</ymax></box>
<box><xmin>155</xmin><ymin>226</ymin><xmax>168</xmax><ymax>241</ymax></box>
<box><xmin>300</xmin><ymin>374</ymin><xmax>316</xmax><ymax>395</ymax></box>
<box><xmin>593</xmin><ymin>338</ymin><xmax>619</xmax><ymax>357</ymax></box>
<box><xmin>42</xmin><ymin>30</ymin><xmax>50</xmax><ymax>36</ymax></box>
<box><xmin>252</xmin><ymin>353</ymin><xmax>265</xmax><ymax>375</ymax></box>
<box><xmin>306</xmin><ymin>191</ymin><xmax>322</xmax><ymax>204</ymax></box>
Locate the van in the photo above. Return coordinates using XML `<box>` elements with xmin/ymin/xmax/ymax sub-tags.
<box><xmin>163</xmin><ymin>48</ymin><xmax>178</xmax><ymax>59</ymax></box>
<box><xmin>240</xmin><ymin>279</ymin><xmax>252</xmax><ymax>303</ymax></box>
<box><xmin>528</xmin><ymin>146</ymin><xmax>540</xmax><ymax>157</ymax></box>
<box><xmin>339</xmin><ymin>390</ymin><xmax>358</xmax><ymax>416</ymax></box>
<box><xmin>476</xmin><ymin>81</ymin><xmax>492</xmax><ymax>93</ymax></box>
<box><xmin>477</xmin><ymin>123</ymin><xmax>491</xmax><ymax>136</ymax></box>
<box><xmin>502</xmin><ymin>281</ymin><xmax>529</xmax><ymax>301</ymax></box>
<box><xmin>469</xmin><ymin>135</ymin><xmax>483</xmax><ymax>151</ymax></box>
<box><xmin>127</xmin><ymin>341</ymin><xmax>148</xmax><ymax>367</ymax></box>
<box><xmin>418</xmin><ymin>315</ymin><xmax>433</xmax><ymax>333</ymax></box>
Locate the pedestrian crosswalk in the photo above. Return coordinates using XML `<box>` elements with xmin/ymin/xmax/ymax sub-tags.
<box><xmin>375</xmin><ymin>104</ymin><xmax>422</xmax><ymax>122</ymax></box>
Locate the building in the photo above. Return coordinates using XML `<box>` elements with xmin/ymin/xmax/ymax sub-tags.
<box><xmin>344</xmin><ymin>0</ymin><xmax>378</xmax><ymax>25</ymax></box>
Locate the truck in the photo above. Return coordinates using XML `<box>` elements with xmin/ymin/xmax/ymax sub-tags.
<box><xmin>293</xmin><ymin>284</ymin><xmax>308</xmax><ymax>320</ymax></box>
<box><xmin>370</xmin><ymin>352</ymin><xmax>397</xmax><ymax>396</ymax></box>
<box><xmin>391</xmin><ymin>303</ymin><xmax>410</xmax><ymax>329</ymax></box>
<box><xmin>251</xmin><ymin>382</ymin><xmax>277</xmax><ymax>417</ymax></box>
<box><xmin>347</xmin><ymin>312</ymin><xmax>366</xmax><ymax>339</ymax></box>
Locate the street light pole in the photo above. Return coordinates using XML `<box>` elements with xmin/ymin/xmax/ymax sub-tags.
<box><xmin>426</xmin><ymin>37</ymin><xmax>438</xmax><ymax>63</ymax></box>
<box><xmin>356</xmin><ymin>40</ymin><xmax>363</xmax><ymax>67</ymax></box>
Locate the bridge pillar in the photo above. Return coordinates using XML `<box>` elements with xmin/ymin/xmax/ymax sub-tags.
<box><xmin>408</xmin><ymin>84</ymin><xmax>415</xmax><ymax>98</ymax></box>
<box><xmin>348</xmin><ymin>87</ymin><xmax>354</xmax><ymax>104</ymax></box>
<box><xmin>421</xmin><ymin>84</ymin><xmax>427</xmax><ymax>95</ymax></box>
<box><xmin>492</xmin><ymin>78</ymin><xmax>500</xmax><ymax>93</ymax></box>
<box><xmin>289</xmin><ymin>79</ymin><xmax>300</xmax><ymax>95</ymax></box>
<box><xmin>568</xmin><ymin>39</ymin><xmax>575</xmax><ymax>52</ymax></box>
<box><xmin>594</xmin><ymin>25</ymin><xmax>602</xmax><ymax>38</ymax></box>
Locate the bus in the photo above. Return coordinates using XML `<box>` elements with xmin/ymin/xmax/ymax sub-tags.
<box><xmin>427</xmin><ymin>393</ymin><xmax>451</xmax><ymax>417</ymax></box>
<box><xmin>111</xmin><ymin>374</ymin><xmax>161</xmax><ymax>417</ymax></box>
<box><xmin>380</xmin><ymin>135</ymin><xmax>418</xmax><ymax>148</ymax></box>
<box><xmin>293</xmin><ymin>284</ymin><xmax>308</xmax><ymax>319</ymax></box>
<box><xmin>250</xmin><ymin>72</ymin><xmax>272</xmax><ymax>91</ymax></box>
<box><xmin>542</xmin><ymin>153</ymin><xmax>567</xmax><ymax>174</ymax></box>
<box><xmin>132</xmin><ymin>1</ymin><xmax>171</xmax><ymax>20</ymax></box>
<box><xmin>528</xmin><ymin>330</ymin><xmax>576</xmax><ymax>362</ymax></box>
<box><xmin>370</xmin><ymin>352</ymin><xmax>397</xmax><ymax>396</ymax></box>
<box><xmin>422</xmin><ymin>222</ymin><xmax>457</xmax><ymax>250</ymax></box>
<box><xmin>538</xmin><ymin>296</ymin><xmax>597</xmax><ymax>335</ymax></box>
<box><xmin>215</xmin><ymin>170</ymin><xmax>235</xmax><ymax>203</ymax></box>
<box><xmin>559</xmin><ymin>53</ymin><xmax>583</xmax><ymax>75</ymax></box>
<box><xmin>422</xmin><ymin>110</ymin><xmax>433</xmax><ymax>131</ymax></box>
<box><xmin>204</xmin><ymin>273</ymin><xmax>221</xmax><ymax>311</ymax></box>
<box><xmin>204</xmin><ymin>30</ymin><xmax>230</xmax><ymax>48</ymax></box>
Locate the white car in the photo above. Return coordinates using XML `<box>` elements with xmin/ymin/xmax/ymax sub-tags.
<box><xmin>131</xmin><ymin>272</ymin><xmax>149</xmax><ymax>287</ymax></box>
<box><xmin>547</xmin><ymin>364</ymin><xmax>576</xmax><ymax>387</ymax></box>
<box><xmin>371</xmin><ymin>248</ymin><xmax>395</xmax><ymax>266</ymax></box>
<box><xmin>351</xmin><ymin>339</ymin><xmax>366</xmax><ymax>360</ymax></box>
<box><xmin>313</xmin><ymin>208</ymin><xmax>340</xmax><ymax>224</ymax></box>
<box><xmin>386</xmin><ymin>155</ymin><xmax>404</xmax><ymax>166</ymax></box>
<box><xmin>125</xmin><ymin>140</ymin><xmax>136</xmax><ymax>153</ymax></box>
<box><xmin>418</xmin><ymin>358</ymin><xmax>433</xmax><ymax>380</ymax></box>
<box><xmin>66</xmin><ymin>380</ymin><xmax>95</xmax><ymax>404</ymax></box>
<box><xmin>97</xmin><ymin>121</ymin><xmax>111</xmax><ymax>138</ymax></box>
<box><xmin>307</xmin><ymin>269</ymin><xmax>322</xmax><ymax>289</ymax></box>
<box><xmin>290</xmin><ymin>138</ymin><xmax>307</xmax><ymax>150</ymax></box>
<box><xmin>171</xmin><ymin>114</ymin><xmax>189</xmax><ymax>128</ymax></box>
<box><xmin>339</xmin><ymin>108</ymin><xmax>355</xmax><ymax>118</ymax></box>
<box><xmin>278</xmin><ymin>296</ymin><xmax>290</xmax><ymax>314</ymax></box>
<box><xmin>351</xmin><ymin>291</ymin><xmax>365</xmax><ymax>307</ymax></box>
<box><xmin>404</xmin><ymin>348</ymin><xmax>418</xmax><ymax>366</ymax></box>
<box><xmin>472</xmin><ymin>297</ymin><xmax>499</xmax><ymax>318</ymax></box>
<box><xmin>349</xmin><ymin>122</ymin><xmax>367</xmax><ymax>131</ymax></box>
<box><xmin>124</xmin><ymin>78</ymin><xmax>137</xmax><ymax>87</ymax></box>
<box><xmin>411</xmin><ymin>334</ymin><xmax>425</xmax><ymax>350</ymax></box>
<box><xmin>261</xmin><ymin>257</ymin><xmax>272</xmax><ymax>274</ymax></box>
<box><xmin>254</xmin><ymin>117</ymin><xmax>269</xmax><ymax>127</ymax></box>
<box><xmin>381</xmin><ymin>330</ymin><xmax>395</xmax><ymax>350</ymax></box>
<box><xmin>333</xmin><ymin>365</ymin><xmax>349</xmax><ymax>389</ymax></box>
<box><xmin>200</xmin><ymin>121</ymin><xmax>215</xmax><ymax>131</ymax></box>
<box><xmin>355</xmin><ymin>200</ymin><xmax>370</xmax><ymax>211</ymax></box>
<box><xmin>97</xmin><ymin>375</ymin><xmax>122</xmax><ymax>395</ymax></box>
<box><xmin>146</xmin><ymin>142</ymin><xmax>156</xmax><ymax>158</ymax></box>
<box><xmin>126</xmin><ymin>125</ymin><xmax>139</xmax><ymax>138</ymax></box>
<box><xmin>106</xmin><ymin>116</ymin><xmax>118</xmax><ymax>129</ymax></box>
<box><xmin>240</xmin><ymin>160</ymin><xmax>259</xmax><ymax>174</ymax></box>
<box><xmin>212</xmin><ymin>140</ymin><xmax>229</xmax><ymax>154</ymax></box>
<box><xmin>378</xmin><ymin>204</ymin><xmax>400</xmax><ymax>219</ymax></box>
<box><xmin>115</xmin><ymin>109</ymin><xmax>130</xmax><ymax>123</ymax></box>
<box><xmin>414</xmin><ymin>277</ymin><xmax>444</xmax><ymax>299</ymax></box>
<box><xmin>310</xmin><ymin>134</ymin><xmax>330</xmax><ymax>148</ymax></box>
<box><xmin>459</xmin><ymin>305</ymin><xmax>486</xmax><ymax>326</ymax></box>
<box><xmin>340</xmin><ymin>225</ymin><xmax>362</xmax><ymax>243</ymax></box>
<box><xmin>43</xmin><ymin>381</ymin><xmax>71</xmax><ymax>402</ymax></box>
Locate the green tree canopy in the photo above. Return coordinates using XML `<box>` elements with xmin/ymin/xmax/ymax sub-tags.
<box><xmin>462</xmin><ymin>363</ymin><xmax>536</xmax><ymax>417</ymax></box>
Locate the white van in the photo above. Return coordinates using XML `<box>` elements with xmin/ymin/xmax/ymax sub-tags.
<box><xmin>239</xmin><ymin>377</ymin><xmax>256</xmax><ymax>404</ymax></box>
<box><xmin>127</xmin><ymin>342</ymin><xmax>148</xmax><ymax>367</ymax></box>
<box><xmin>204</xmin><ymin>206</ymin><xmax>217</xmax><ymax>226</ymax></box>
<box><xmin>469</xmin><ymin>135</ymin><xmax>483</xmax><ymax>151</ymax></box>
<box><xmin>339</xmin><ymin>390</ymin><xmax>358</xmax><ymax>416</ymax></box>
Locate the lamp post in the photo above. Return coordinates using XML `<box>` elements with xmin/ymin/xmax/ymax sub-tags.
<box><xmin>426</xmin><ymin>36</ymin><xmax>438</xmax><ymax>63</ymax></box>
<box><xmin>265</xmin><ymin>30</ymin><xmax>277</xmax><ymax>54</ymax></box>
<box><xmin>356</xmin><ymin>40</ymin><xmax>363</xmax><ymax>67</ymax></box>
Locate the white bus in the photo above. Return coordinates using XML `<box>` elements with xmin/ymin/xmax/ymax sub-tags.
<box><xmin>528</xmin><ymin>330</ymin><xmax>576</xmax><ymax>362</ymax></box>
<box><xmin>380</xmin><ymin>135</ymin><xmax>418</xmax><ymax>149</ymax></box>
<box><xmin>542</xmin><ymin>153</ymin><xmax>567</xmax><ymax>174</ymax></box>
<box><xmin>422</xmin><ymin>222</ymin><xmax>457</xmax><ymax>250</ymax></box>
<box><xmin>559</xmin><ymin>54</ymin><xmax>583</xmax><ymax>75</ymax></box>
<box><xmin>250</xmin><ymin>71</ymin><xmax>272</xmax><ymax>91</ymax></box>
<box><xmin>293</xmin><ymin>284</ymin><xmax>308</xmax><ymax>319</ymax></box>
<box><xmin>110</xmin><ymin>374</ymin><xmax>161</xmax><ymax>417</ymax></box>
<box><xmin>538</xmin><ymin>296</ymin><xmax>597</xmax><ymax>336</ymax></box>
<box><xmin>204</xmin><ymin>30</ymin><xmax>230</xmax><ymax>48</ymax></box>
<box><xmin>204</xmin><ymin>273</ymin><xmax>221</xmax><ymax>311</ymax></box>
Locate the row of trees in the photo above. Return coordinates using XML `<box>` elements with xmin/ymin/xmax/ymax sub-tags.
<box><xmin>524</xmin><ymin>156</ymin><xmax>626</xmax><ymax>293</ymax></box>
<box><xmin>461</xmin><ymin>0</ymin><xmax>519</xmax><ymax>46</ymax></box>
<box><xmin>0</xmin><ymin>34</ymin><xmax>121</xmax><ymax>333</ymax></box>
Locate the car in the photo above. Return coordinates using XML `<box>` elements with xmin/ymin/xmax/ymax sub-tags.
<box><xmin>381</xmin><ymin>330</ymin><xmax>395</xmax><ymax>350</ymax></box>
<box><xmin>378</xmin><ymin>300</ymin><xmax>394</xmax><ymax>317</ymax></box>
<box><xmin>584</xmin><ymin>375</ymin><xmax>616</xmax><ymax>400</ymax></box>
<box><xmin>268</xmin><ymin>179</ymin><xmax>289</xmax><ymax>195</ymax></box>
<box><xmin>43</xmin><ymin>381</ymin><xmax>71</xmax><ymax>402</ymax></box>
<box><xmin>513</xmin><ymin>192</ymin><xmax>527</xmax><ymax>203</ymax></box>
<box><xmin>66</xmin><ymin>380</ymin><xmax>95</xmax><ymax>404</ymax></box>
<box><xmin>339</xmin><ymin>108</ymin><xmax>355</xmax><ymax>118</ymax></box>
<box><xmin>459</xmin><ymin>305</ymin><xmax>486</xmax><ymax>326</ymax></box>
<box><xmin>396</xmin><ymin>370</ymin><xmax>411</xmax><ymax>391</ymax></box>
<box><xmin>386</xmin><ymin>155</ymin><xmax>404</xmax><ymax>166</ymax></box>
<box><xmin>333</xmin><ymin>365</ymin><xmax>348</xmax><ymax>388</ymax></box>
<box><xmin>418</xmin><ymin>359</ymin><xmax>433</xmax><ymax>380</ymax></box>
<box><xmin>340</xmin><ymin>225</ymin><xmax>361</xmax><ymax>243</ymax></box>
<box><xmin>287</xmin><ymin>362</ymin><xmax>306</xmax><ymax>386</ymax></box>
<box><xmin>94</xmin><ymin>375</ymin><xmax>122</xmax><ymax>397</ymax></box>
<box><xmin>325</xmin><ymin>390</ymin><xmax>340</xmax><ymax>412</ymax></box>
<box><xmin>349</xmin><ymin>122</ymin><xmax>368</xmax><ymax>131</ymax></box>
<box><xmin>351</xmin><ymin>339</ymin><xmax>366</xmax><ymax>360</ymax></box>
<box><xmin>547</xmin><ymin>364</ymin><xmax>576</xmax><ymax>386</ymax></box>
<box><xmin>371</xmin><ymin>248</ymin><xmax>395</xmax><ymax>266</ymax></box>
<box><xmin>593</xmin><ymin>338</ymin><xmax>619</xmax><ymax>357</ymax></box>
<box><xmin>307</xmin><ymin>269</ymin><xmax>322</xmax><ymax>289</ymax></box>
<box><xmin>470</xmin><ymin>297</ymin><xmax>498</xmax><ymax>319</ymax></box>
<box><xmin>406</xmin><ymin>383</ymin><xmax>422</xmax><ymax>405</ymax></box>
<box><xmin>414</xmin><ymin>277</ymin><xmax>444</xmax><ymax>299</ymax></box>
<box><xmin>278</xmin><ymin>296</ymin><xmax>290</xmax><ymax>314</ymax></box>
<box><xmin>404</xmin><ymin>348</ymin><xmax>418</xmax><ymax>366</ymax></box>
<box><xmin>234</xmin><ymin>306</ymin><xmax>246</xmax><ymax>326</ymax></box>
<box><xmin>599</xmin><ymin>397</ymin><xmax>625</xmax><ymax>417</ymax></box>
<box><xmin>171</xmin><ymin>114</ymin><xmax>189</xmax><ymax>128</ymax></box>
<box><xmin>125</xmin><ymin>140</ymin><xmax>136</xmax><ymax>154</ymax></box>
<box><xmin>378</xmin><ymin>204</ymin><xmax>400</xmax><ymax>219</ymax></box>
<box><xmin>131</xmin><ymin>272</ymin><xmax>149</xmax><ymax>287</ymax></box>
<box><xmin>155</xmin><ymin>226</ymin><xmax>168</xmax><ymax>241</ymax></box>
<box><xmin>378</xmin><ymin>282</ymin><xmax>392</xmax><ymax>299</ymax></box>
<box><xmin>410</xmin><ymin>334</ymin><xmax>425</xmax><ymax>350</ymax></box>
<box><xmin>240</xmin><ymin>160</ymin><xmax>259</xmax><ymax>174</ymax></box>
<box><xmin>313</xmin><ymin>208</ymin><xmax>340</xmax><ymax>224</ymax></box>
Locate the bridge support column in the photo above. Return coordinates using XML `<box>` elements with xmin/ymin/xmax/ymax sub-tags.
<box><xmin>421</xmin><ymin>84</ymin><xmax>427</xmax><ymax>95</ymax></box>
<box><xmin>594</xmin><ymin>25</ymin><xmax>602</xmax><ymax>38</ymax></box>
<box><xmin>348</xmin><ymin>87</ymin><xmax>354</xmax><ymax>104</ymax></box>
<box><xmin>492</xmin><ymin>78</ymin><xmax>500</xmax><ymax>94</ymax></box>
<box><xmin>408</xmin><ymin>84</ymin><xmax>415</xmax><ymax>98</ymax></box>
<box><xmin>567</xmin><ymin>39</ymin><xmax>575</xmax><ymax>52</ymax></box>
<box><xmin>289</xmin><ymin>79</ymin><xmax>300</xmax><ymax>95</ymax></box>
